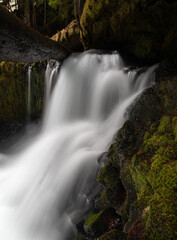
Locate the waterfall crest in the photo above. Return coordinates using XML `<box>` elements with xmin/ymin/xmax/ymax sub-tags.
<box><xmin>0</xmin><ymin>52</ymin><xmax>157</xmax><ymax>240</ymax></box>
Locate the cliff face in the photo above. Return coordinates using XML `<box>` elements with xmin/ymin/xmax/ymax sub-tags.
<box><xmin>71</xmin><ymin>1</ymin><xmax>177</xmax><ymax>239</ymax></box>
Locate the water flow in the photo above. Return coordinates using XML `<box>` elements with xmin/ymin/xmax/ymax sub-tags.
<box><xmin>0</xmin><ymin>52</ymin><xmax>157</xmax><ymax>240</ymax></box>
<box><xmin>27</xmin><ymin>65</ymin><xmax>32</xmax><ymax>122</ymax></box>
<box><xmin>44</xmin><ymin>61</ymin><xmax>59</xmax><ymax>109</ymax></box>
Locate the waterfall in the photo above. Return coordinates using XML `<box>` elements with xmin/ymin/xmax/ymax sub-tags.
<box><xmin>0</xmin><ymin>52</ymin><xmax>157</xmax><ymax>240</ymax></box>
<box><xmin>27</xmin><ymin>65</ymin><xmax>32</xmax><ymax>122</ymax></box>
<box><xmin>44</xmin><ymin>60</ymin><xmax>59</xmax><ymax>106</ymax></box>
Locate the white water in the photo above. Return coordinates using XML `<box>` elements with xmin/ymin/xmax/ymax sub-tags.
<box><xmin>0</xmin><ymin>52</ymin><xmax>157</xmax><ymax>240</ymax></box>
<box><xmin>27</xmin><ymin>65</ymin><xmax>32</xmax><ymax>122</ymax></box>
<box><xmin>44</xmin><ymin>60</ymin><xmax>59</xmax><ymax>110</ymax></box>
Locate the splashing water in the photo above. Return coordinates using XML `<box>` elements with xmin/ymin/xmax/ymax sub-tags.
<box><xmin>0</xmin><ymin>52</ymin><xmax>157</xmax><ymax>240</ymax></box>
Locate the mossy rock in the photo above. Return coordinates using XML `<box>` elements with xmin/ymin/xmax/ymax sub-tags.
<box><xmin>97</xmin><ymin>163</ymin><xmax>120</xmax><ymax>190</ymax></box>
<box><xmin>0</xmin><ymin>61</ymin><xmax>45</xmax><ymax>124</ymax></box>
<box><xmin>97</xmin><ymin>161</ymin><xmax>126</xmax><ymax>209</ymax></box>
<box><xmin>80</xmin><ymin>0</ymin><xmax>177</xmax><ymax>61</ymax></box>
<box><xmin>93</xmin><ymin>63</ymin><xmax>177</xmax><ymax>239</ymax></box>
<box><xmin>127</xmin><ymin>112</ymin><xmax>177</xmax><ymax>239</ymax></box>
<box><xmin>74</xmin><ymin>233</ymin><xmax>86</xmax><ymax>240</ymax></box>
<box><xmin>85</xmin><ymin>208</ymin><xmax>121</xmax><ymax>238</ymax></box>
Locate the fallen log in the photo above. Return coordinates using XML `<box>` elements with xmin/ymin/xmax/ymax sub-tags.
<box><xmin>0</xmin><ymin>5</ymin><xmax>70</xmax><ymax>63</ymax></box>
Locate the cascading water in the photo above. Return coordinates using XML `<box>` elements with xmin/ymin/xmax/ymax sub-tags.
<box><xmin>44</xmin><ymin>60</ymin><xmax>59</xmax><ymax>108</ymax></box>
<box><xmin>0</xmin><ymin>51</ymin><xmax>157</xmax><ymax>240</ymax></box>
<box><xmin>27</xmin><ymin>65</ymin><xmax>32</xmax><ymax>122</ymax></box>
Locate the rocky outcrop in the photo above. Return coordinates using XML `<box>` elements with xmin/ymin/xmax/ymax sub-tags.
<box><xmin>74</xmin><ymin>62</ymin><xmax>177</xmax><ymax>240</ymax></box>
<box><xmin>0</xmin><ymin>5</ymin><xmax>70</xmax><ymax>63</ymax></box>
<box><xmin>80</xmin><ymin>0</ymin><xmax>177</xmax><ymax>61</ymax></box>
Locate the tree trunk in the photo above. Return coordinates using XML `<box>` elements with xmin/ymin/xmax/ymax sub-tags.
<box><xmin>44</xmin><ymin>0</ymin><xmax>47</xmax><ymax>25</ymax></box>
<box><xmin>0</xmin><ymin>5</ymin><xmax>70</xmax><ymax>63</ymax></box>
<box><xmin>24</xmin><ymin>0</ymin><xmax>30</xmax><ymax>26</ymax></box>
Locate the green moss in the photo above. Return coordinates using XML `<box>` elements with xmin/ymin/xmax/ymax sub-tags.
<box><xmin>172</xmin><ymin>116</ymin><xmax>177</xmax><ymax>141</ymax></box>
<box><xmin>74</xmin><ymin>233</ymin><xmax>85</xmax><ymax>240</ymax></box>
<box><xmin>128</xmin><ymin>112</ymin><xmax>177</xmax><ymax>239</ymax></box>
<box><xmin>86</xmin><ymin>211</ymin><xmax>103</xmax><ymax>227</ymax></box>
<box><xmin>145</xmin><ymin>192</ymin><xmax>177</xmax><ymax>240</ymax></box>
<box><xmin>0</xmin><ymin>62</ymin><xmax>26</xmax><ymax>123</ymax></box>
<box><xmin>85</xmin><ymin>208</ymin><xmax>119</xmax><ymax>237</ymax></box>
<box><xmin>130</xmin><ymin>159</ymin><xmax>152</xmax><ymax>198</ymax></box>
<box><xmin>157</xmin><ymin>116</ymin><xmax>172</xmax><ymax>134</ymax></box>
<box><xmin>0</xmin><ymin>62</ymin><xmax>44</xmax><ymax>124</ymax></box>
<box><xmin>97</xmin><ymin>163</ymin><xmax>120</xmax><ymax>190</ymax></box>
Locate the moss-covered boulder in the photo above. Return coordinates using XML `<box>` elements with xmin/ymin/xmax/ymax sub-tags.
<box><xmin>85</xmin><ymin>208</ymin><xmax>122</xmax><ymax>238</ymax></box>
<box><xmin>80</xmin><ymin>0</ymin><xmax>177</xmax><ymax>61</ymax></box>
<box><xmin>96</xmin><ymin>148</ymin><xmax>126</xmax><ymax>210</ymax></box>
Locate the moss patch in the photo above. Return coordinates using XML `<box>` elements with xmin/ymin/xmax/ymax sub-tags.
<box><xmin>0</xmin><ymin>61</ymin><xmax>44</xmax><ymax>124</ymax></box>
<box><xmin>85</xmin><ymin>208</ymin><xmax>121</xmax><ymax>238</ymax></box>
<box><xmin>130</xmin><ymin>113</ymin><xmax>177</xmax><ymax>239</ymax></box>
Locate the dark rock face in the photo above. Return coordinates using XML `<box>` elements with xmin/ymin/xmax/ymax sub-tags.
<box><xmin>0</xmin><ymin>61</ymin><xmax>45</xmax><ymax>123</ymax></box>
<box><xmin>80</xmin><ymin>0</ymin><xmax>177</xmax><ymax>61</ymax></box>
<box><xmin>0</xmin><ymin>5</ymin><xmax>70</xmax><ymax>63</ymax></box>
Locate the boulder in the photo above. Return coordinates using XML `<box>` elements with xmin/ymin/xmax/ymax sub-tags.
<box><xmin>80</xmin><ymin>0</ymin><xmax>177</xmax><ymax>61</ymax></box>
